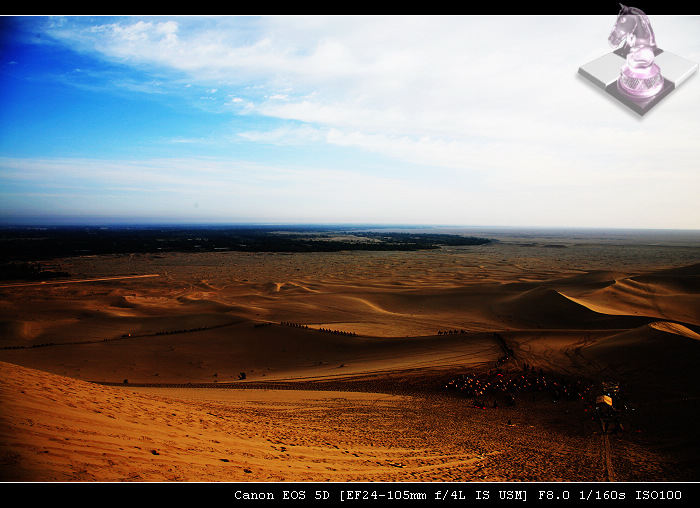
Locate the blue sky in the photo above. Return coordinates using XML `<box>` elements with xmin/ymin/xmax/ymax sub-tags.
<box><xmin>1</xmin><ymin>15</ymin><xmax>699</xmax><ymax>228</ymax></box>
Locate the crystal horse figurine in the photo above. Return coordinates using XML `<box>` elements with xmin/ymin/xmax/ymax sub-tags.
<box><xmin>608</xmin><ymin>4</ymin><xmax>663</xmax><ymax>98</ymax></box>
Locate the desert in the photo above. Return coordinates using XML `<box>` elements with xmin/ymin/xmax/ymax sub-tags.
<box><xmin>1</xmin><ymin>226</ymin><xmax>699</xmax><ymax>483</ymax></box>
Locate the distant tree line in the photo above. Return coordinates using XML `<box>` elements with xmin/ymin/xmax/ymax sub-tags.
<box><xmin>0</xmin><ymin>226</ymin><xmax>493</xmax><ymax>261</ymax></box>
<box><xmin>350</xmin><ymin>232</ymin><xmax>492</xmax><ymax>247</ymax></box>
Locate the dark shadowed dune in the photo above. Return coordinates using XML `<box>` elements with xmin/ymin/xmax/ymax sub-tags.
<box><xmin>581</xmin><ymin>321</ymin><xmax>700</xmax><ymax>380</ymax></box>
<box><xmin>492</xmin><ymin>286</ymin><xmax>654</xmax><ymax>330</ymax></box>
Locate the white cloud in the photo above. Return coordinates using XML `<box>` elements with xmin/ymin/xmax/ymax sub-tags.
<box><xmin>10</xmin><ymin>15</ymin><xmax>700</xmax><ymax>227</ymax></box>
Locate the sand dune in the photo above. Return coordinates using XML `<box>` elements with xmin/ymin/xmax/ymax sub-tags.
<box><xmin>639</xmin><ymin>262</ymin><xmax>700</xmax><ymax>278</ymax></box>
<box><xmin>649</xmin><ymin>321</ymin><xmax>700</xmax><ymax>340</ymax></box>
<box><xmin>560</xmin><ymin>279</ymin><xmax>699</xmax><ymax>328</ymax></box>
<box><xmin>0</xmin><ymin>361</ymin><xmax>433</xmax><ymax>482</ymax></box>
<box><xmin>0</xmin><ymin>319</ymin><xmax>501</xmax><ymax>384</ymax></box>
<box><xmin>108</xmin><ymin>295</ymin><xmax>138</xmax><ymax>309</ymax></box>
<box><xmin>0</xmin><ymin>360</ymin><xmax>621</xmax><ymax>482</ymax></box>
<box><xmin>2</xmin><ymin>239</ymin><xmax>700</xmax><ymax>481</ymax></box>
<box><xmin>582</xmin><ymin>321</ymin><xmax>700</xmax><ymax>377</ymax></box>
<box><xmin>0</xmin><ymin>320</ymin><xmax>39</xmax><ymax>341</ymax></box>
<box><xmin>494</xmin><ymin>286</ymin><xmax>649</xmax><ymax>329</ymax></box>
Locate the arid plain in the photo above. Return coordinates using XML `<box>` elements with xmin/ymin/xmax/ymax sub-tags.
<box><xmin>1</xmin><ymin>227</ymin><xmax>699</xmax><ymax>482</ymax></box>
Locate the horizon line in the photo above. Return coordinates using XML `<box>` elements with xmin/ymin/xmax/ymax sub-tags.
<box><xmin>1</xmin><ymin>220</ymin><xmax>700</xmax><ymax>233</ymax></box>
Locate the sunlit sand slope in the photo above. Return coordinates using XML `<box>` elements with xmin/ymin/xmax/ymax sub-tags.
<box><xmin>1</xmin><ymin>361</ymin><xmax>620</xmax><ymax>482</ymax></box>
<box><xmin>0</xmin><ymin>361</ymin><xmax>434</xmax><ymax>482</ymax></box>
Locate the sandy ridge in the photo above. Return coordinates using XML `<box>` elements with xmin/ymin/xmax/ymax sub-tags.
<box><xmin>1</xmin><ymin>241</ymin><xmax>699</xmax><ymax>482</ymax></box>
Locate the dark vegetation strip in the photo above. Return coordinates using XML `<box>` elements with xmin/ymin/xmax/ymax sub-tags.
<box><xmin>0</xmin><ymin>225</ymin><xmax>492</xmax><ymax>262</ymax></box>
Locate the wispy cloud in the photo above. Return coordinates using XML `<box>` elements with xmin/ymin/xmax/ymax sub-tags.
<box><xmin>3</xmin><ymin>15</ymin><xmax>700</xmax><ymax>227</ymax></box>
